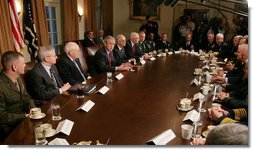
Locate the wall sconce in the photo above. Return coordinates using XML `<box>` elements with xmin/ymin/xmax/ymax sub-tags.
<box><xmin>15</xmin><ymin>0</ymin><xmax>21</xmax><ymax>15</ymax></box>
<box><xmin>78</xmin><ymin>6</ymin><xmax>83</xmax><ymax>22</ymax></box>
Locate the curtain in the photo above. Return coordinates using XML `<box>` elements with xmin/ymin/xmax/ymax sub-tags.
<box><xmin>84</xmin><ymin>0</ymin><xmax>97</xmax><ymax>33</ymax></box>
<box><xmin>0</xmin><ymin>0</ymin><xmax>14</xmax><ymax>56</ymax></box>
<box><xmin>31</xmin><ymin>0</ymin><xmax>50</xmax><ymax>46</ymax></box>
<box><xmin>102</xmin><ymin>0</ymin><xmax>113</xmax><ymax>36</ymax></box>
<box><xmin>62</xmin><ymin>0</ymin><xmax>79</xmax><ymax>43</ymax></box>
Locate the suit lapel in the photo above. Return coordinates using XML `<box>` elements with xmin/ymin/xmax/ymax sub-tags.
<box><xmin>38</xmin><ymin>64</ymin><xmax>58</xmax><ymax>88</ymax></box>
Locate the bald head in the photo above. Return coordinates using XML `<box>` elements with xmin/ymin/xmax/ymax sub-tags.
<box><xmin>64</xmin><ymin>42</ymin><xmax>80</xmax><ymax>59</ymax></box>
<box><xmin>236</xmin><ymin>44</ymin><xmax>248</xmax><ymax>62</ymax></box>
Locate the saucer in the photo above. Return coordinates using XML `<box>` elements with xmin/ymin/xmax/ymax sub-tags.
<box><xmin>176</xmin><ymin>105</ymin><xmax>194</xmax><ymax>112</ymax></box>
<box><xmin>29</xmin><ymin>113</ymin><xmax>46</xmax><ymax>120</ymax></box>
<box><xmin>202</xmin><ymin>130</ymin><xmax>209</xmax><ymax>138</ymax></box>
<box><xmin>45</xmin><ymin>129</ymin><xmax>57</xmax><ymax>138</ymax></box>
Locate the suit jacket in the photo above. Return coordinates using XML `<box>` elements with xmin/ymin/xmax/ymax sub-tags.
<box><xmin>94</xmin><ymin>47</ymin><xmax>120</xmax><ymax>73</ymax></box>
<box><xmin>27</xmin><ymin>63</ymin><xmax>64</xmax><ymax>101</ymax></box>
<box><xmin>0</xmin><ymin>71</ymin><xmax>35</xmax><ymax>126</ymax></box>
<box><xmin>156</xmin><ymin>40</ymin><xmax>172</xmax><ymax>51</ymax></box>
<box><xmin>113</xmin><ymin>45</ymin><xmax>128</xmax><ymax>64</ymax></box>
<box><xmin>178</xmin><ymin>40</ymin><xmax>197</xmax><ymax>51</ymax></box>
<box><xmin>205</xmin><ymin>41</ymin><xmax>216</xmax><ymax>52</ymax></box>
<box><xmin>83</xmin><ymin>38</ymin><xmax>96</xmax><ymax>47</ymax></box>
<box><xmin>94</xmin><ymin>37</ymin><xmax>104</xmax><ymax>46</ymax></box>
<box><xmin>144</xmin><ymin>40</ymin><xmax>156</xmax><ymax>52</ymax></box>
<box><xmin>56</xmin><ymin>54</ymin><xmax>86</xmax><ymax>85</ymax></box>
<box><xmin>125</xmin><ymin>40</ymin><xmax>144</xmax><ymax>60</ymax></box>
<box><xmin>214</xmin><ymin>42</ymin><xmax>230</xmax><ymax>59</ymax></box>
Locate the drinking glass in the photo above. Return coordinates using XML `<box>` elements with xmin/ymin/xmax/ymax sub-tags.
<box><xmin>192</xmin><ymin>120</ymin><xmax>203</xmax><ymax>139</ymax></box>
<box><xmin>198</xmin><ymin>97</ymin><xmax>206</xmax><ymax>112</ymax></box>
<box><xmin>77</xmin><ymin>85</ymin><xmax>85</xmax><ymax>99</ymax></box>
<box><xmin>34</xmin><ymin>126</ymin><xmax>47</xmax><ymax>145</ymax></box>
<box><xmin>106</xmin><ymin>72</ymin><xmax>113</xmax><ymax>83</ymax></box>
<box><xmin>52</xmin><ymin>102</ymin><xmax>62</xmax><ymax>121</ymax></box>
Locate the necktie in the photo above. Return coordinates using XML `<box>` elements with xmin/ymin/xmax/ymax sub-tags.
<box><xmin>108</xmin><ymin>52</ymin><xmax>112</xmax><ymax>67</ymax></box>
<box><xmin>73</xmin><ymin>59</ymin><xmax>86</xmax><ymax>81</ymax></box>
<box><xmin>14</xmin><ymin>81</ymin><xmax>20</xmax><ymax>92</ymax></box>
<box><xmin>50</xmin><ymin>68</ymin><xmax>59</xmax><ymax>88</ymax></box>
<box><xmin>131</xmin><ymin>46</ymin><xmax>136</xmax><ymax>53</ymax></box>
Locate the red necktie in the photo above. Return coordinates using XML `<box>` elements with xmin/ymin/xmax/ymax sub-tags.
<box><xmin>132</xmin><ymin>46</ymin><xmax>136</xmax><ymax>52</ymax></box>
<box><xmin>108</xmin><ymin>53</ymin><xmax>112</xmax><ymax>67</ymax></box>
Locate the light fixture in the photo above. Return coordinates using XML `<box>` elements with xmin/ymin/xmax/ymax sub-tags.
<box><xmin>15</xmin><ymin>0</ymin><xmax>21</xmax><ymax>15</ymax></box>
<box><xmin>78</xmin><ymin>6</ymin><xmax>83</xmax><ymax>22</ymax></box>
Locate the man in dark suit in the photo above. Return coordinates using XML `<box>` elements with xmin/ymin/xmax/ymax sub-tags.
<box><xmin>156</xmin><ymin>33</ymin><xmax>172</xmax><ymax>52</ymax></box>
<box><xmin>113</xmin><ymin>34</ymin><xmax>131</xmax><ymax>64</ymax></box>
<box><xmin>144</xmin><ymin>33</ymin><xmax>156</xmax><ymax>52</ymax></box>
<box><xmin>56</xmin><ymin>42</ymin><xmax>87</xmax><ymax>85</ymax></box>
<box><xmin>214</xmin><ymin>33</ymin><xmax>230</xmax><ymax>60</ymax></box>
<box><xmin>27</xmin><ymin>46</ymin><xmax>71</xmax><ymax>101</ymax></box>
<box><xmin>178</xmin><ymin>33</ymin><xmax>197</xmax><ymax>51</ymax></box>
<box><xmin>83</xmin><ymin>31</ymin><xmax>96</xmax><ymax>47</ymax></box>
<box><xmin>94</xmin><ymin>29</ymin><xmax>105</xmax><ymax>46</ymax></box>
<box><xmin>94</xmin><ymin>36</ymin><xmax>131</xmax><ymax>73</ymax></box>
<box><xmin>125</xmin><ymin>32</ymin><xmax>145</xmax><ymax>60</ymax></box>
<box><xmin>206</xmin><ymin>32</ymin><xmax>216</xmax><ymax>52</ymax></box>
<box><xmin>0</xmin><ymin>51</ymin><xmax>35</xmax><ymax>142</ymax></box>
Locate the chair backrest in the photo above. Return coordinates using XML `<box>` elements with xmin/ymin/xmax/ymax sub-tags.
<box><xmin>86</xmin><ymin>45</ymin><xmax>100</xmax><ymax>56</ymax></box>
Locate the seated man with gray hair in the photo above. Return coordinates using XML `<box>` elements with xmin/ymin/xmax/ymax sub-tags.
<box><xmin>56</xmin><ymin>42</ymin><xmax>88</xmax><ymax>85</ymax></box>
<box><xmin>214</xmin><ymin>33</ymin><xmax>230</xmax><ymax>60</ymax></box>
<box><xmin>27</xmin><ymin>46</ymin><xmax>71</xmax><ymax>101</ymax></box>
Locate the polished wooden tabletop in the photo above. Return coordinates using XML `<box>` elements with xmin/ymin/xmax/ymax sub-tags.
<box><xmin>4</xmin><ymin>54</ymin><xmax>214</xmax><ymax>145</ymax></box>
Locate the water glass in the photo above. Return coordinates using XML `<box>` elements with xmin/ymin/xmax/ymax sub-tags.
<box><xmin>198</xmin><ymin>97</ymin><xmax>206</xmax><ymax>112</ymax></box>
<box><xmin>106</xmin><ymin>72</ymin><xmax>113</xmax><ymax>83</ymax></box>
<box><xmin>192</xmin><ymin>120</ymin><xmax>203</xmax><ymax>139</ymax></box>
<box><xmin>77</xmin><ymin>85</ymin><xmax>85</xmax><ymax>99</ymax></box>
<box><xmin>52</xmin><ymin>103</ymin><xmax>62</xmax><ymax>121</ymax></box>
<box><xmin>34</xmin><ymin>126</ymin><xmax>47</xmax><ymax>145</ymax></box>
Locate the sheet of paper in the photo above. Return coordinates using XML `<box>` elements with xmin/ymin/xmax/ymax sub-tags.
<box><xmin>56</xmin><ymin>119</ymin><xmax>74</xmax><ymax>136</ymax></box>
<box><xmin>193</xmin><ymin>92</ymin><xmax>205</xmax><ymax>101</ymax></box>
<box><xmin>168</xmin><ymin>52</ymin><xmax>173</xmax><ymax>55</ymax></box>
<box><xmin>174</xmin><ymin>51</ymin><xmax>181</xmax><ymax>54</ymax></box>
<box><xmin>183</xmin><ymin>110</ymin><xmax>200</xmax><ymax>122</ymax></box>
<box><xmin>98</xmin><ymin>86</ymin><xmax>109</xmax><ymax>95</ymax></box>
<box><xmin>150</xmin><ymin>57</ymin><xmax>156</xmax><ymax>61</ymax></box>
<box><xmin>115</xmin><ymin>73</ymin><xmax>124</xmax><ymax>80</ymax></box>
<box><xmin>48</xmin><ymin>138</ymin><xmax>69</xmax><ymax>145</ymax></box>
<box><xmin>76</xmin><ymin>100</ymin><xmax>95</xmax><ymax>112</ymax></box>
<box><xmin>157</xmin><ymin>54</ymin><xmax>162</xmax><ymax>57</ymax></box>
<box><xmin>140</xmin><ymin>59</ymin><xmax>146</xmax><ymax>65</ymax></box>
<box><xmin>147</xmin><ymin>129</ymin><xmax>176</xmax><ymax>145</ymax></box>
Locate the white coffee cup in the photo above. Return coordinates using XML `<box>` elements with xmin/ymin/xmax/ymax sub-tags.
<box><xmin>181</xmin><ymin>124</ymin><xmax>193</xmax><ymax>140</ymax></box>
<box><xmin>180</xmin><ymin>98</ymin><xmax>191</xmax><ymax>109</ymax></box>
<box><xmin>206</xmin><ymin>74</ymin><xmax>212</xmax><ymax>83</ymax></box>
<box><xmin>30</xmin><ymin>108</ymin><xmax>41</xmax><ymax>117</ymax></box>
<box><xmin>194</xmin><ymin>68</ymin><xmax>202</xmax><ymax>75</ymax></box>
<box><xmin>40</xmin><ymin>123</ymin><xmax>53</xmax><ymax>135</ymax></box>
<box><xmin>202</xmin><ymin>85</ymin><xmax>209</xmax><ymax>95</ymax></box>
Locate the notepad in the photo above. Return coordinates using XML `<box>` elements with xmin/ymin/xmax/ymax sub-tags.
<box><xmin>48</xmin><ymin>138</ymin><xmax>69</xmax><ymax>145</ymax></box>
<box><xmin>183</xmin><ymin>110</ymin><xmax>200</xmax><ymax>122</ymax></box>
<box><xmin>97</xmin><ymin>86</ymin><xmax>109</xmax><ymax>95</ymax></box>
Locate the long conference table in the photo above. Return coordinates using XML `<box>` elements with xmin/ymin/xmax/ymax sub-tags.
<box><xmin>4</xmin><ymin>54</ymin><xmax>214</xmax><ymax>145</ymax></box>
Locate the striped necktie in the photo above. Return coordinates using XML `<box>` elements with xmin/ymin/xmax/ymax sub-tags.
<box><xmin>73</xmin><ymin>59</ymin><xmax>86</xmax><ymax>81</ymax></box>
<box><xmin>50</xmin><ymin>68</ymin><xmax>59</xmax><ymax>88</ymax></box>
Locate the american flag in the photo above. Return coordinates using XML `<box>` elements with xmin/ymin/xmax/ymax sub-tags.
<box><xmin>23</xmin><ymin>0</ymin><xmax>39</xmax><ymax>61</ymax></box>
<box><xmin>8</xmin><ymin>0</ymin><xmax>24</xmax><ymax>52</ymax></box>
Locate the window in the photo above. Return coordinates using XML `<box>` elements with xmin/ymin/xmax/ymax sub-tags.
<box><xmin>45</xmin><ymin>0</ymin><xmax>62</xmax><ymax>54</ymax></box>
